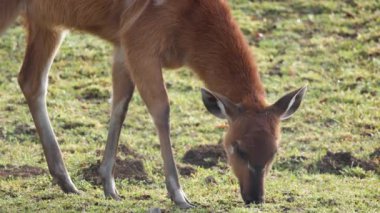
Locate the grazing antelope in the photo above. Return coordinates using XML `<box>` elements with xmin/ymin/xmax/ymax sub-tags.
<box><xmin>0</xmin><ymin>0</ymin><xmax>306</xmax><ymax>207</ymax></box>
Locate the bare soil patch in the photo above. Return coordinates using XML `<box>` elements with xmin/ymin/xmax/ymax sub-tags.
<box><xmin>177</xmin><ymin>164</ymin><xmax>196</xmax><ymax>177</ymax></box>
<box><xmin>82</xmin><ymin>158</ymin><xmax>149</xmax><ymax>185</ymax></box>
<box><xmin>134</xmin><ymin>194</ymin><xmax>151</xmax><ymax>200</ymax></box>
<box><xmin>370</xmin><ymin>148</ymin><xmax>380</xmax><ymax>165</ymax></box>
<box><xmin>182</xmin><ymin>144</ymin><xmax>227</xmax><ymax>168</ymax></box>
<box><xmin>13</xmin><ymin>124</ymin><xmax>36</xmax><ymax>135</ymax></box>
<box><xmin>80</xmin><ymin>86</ymin><xmax>110</xmax><ymax>100</ymax></box>
<box><xmin>96</xmin><ymin>144</ymin><xmax>143</xmax><ymax>159</ymax></box>
<box><xmin>204</xmin><ymin>175</ymin><xmax>217</xmax><ymax>185</ymax></box>
<box><xmin>0</xmin><ymin>164</ymin><xmax>46</xmax><ymax>178</ymax></box>
<box><xmin>84</xmin><ymin>144</ymin><xmax>149</xmax><ymax>184</ymax></box>
<box><xmin>83</xmin><ymin>144</ymin><xmax>150</xmax><ymax>185</ymax></box>
<box><xmin>314</xmin><ymin>151</ymin><xmax>378</xmax><ymax>174</ymax></box>
<box><xmin>118</xmin><ymin>144</ymin><xmax>144</xmax><ymax>159</ymax></box>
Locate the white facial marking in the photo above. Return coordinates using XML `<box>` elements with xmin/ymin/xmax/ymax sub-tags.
<box><xmin>248</xmin><ymin>163</ymin><xmax>256</xmax><ymax>174</ymax></box>
<box><xmin>228</xmin><ymin>146</ymin><xmax>234</xmax><ymax>155</ymax></box>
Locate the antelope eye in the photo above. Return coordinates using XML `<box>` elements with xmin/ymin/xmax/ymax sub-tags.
<box><xmin>234</xmin><ymin>144</ymin><xmax>248</xmax><ymax>161</ymax></box>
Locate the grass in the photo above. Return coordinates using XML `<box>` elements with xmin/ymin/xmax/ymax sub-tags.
<box><xmin>1</xmin><ymin>0</ymin><xmax>379</xmax><ymax>212</ymax></box>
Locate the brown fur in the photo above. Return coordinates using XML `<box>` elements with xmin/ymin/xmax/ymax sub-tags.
<box><xmin>0</xmin><ymin>0</ymin><xmax>24</xmax><ymax>34</ymax></box>
<box><xmin>15</xmin><ymin>0</ymin><xmax>265</xmax><ymax>105</ymax></box>
<box><xmin>1</xmin><ymin>0</ymin><xmax>264</xmax><ymax>105</ymax></box>
<box><xmin>0</xmin><ymin>0</ymin><xmax>306</xmax><ymax>206</ymax></box>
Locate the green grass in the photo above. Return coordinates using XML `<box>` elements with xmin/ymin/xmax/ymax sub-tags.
<box><xmin>1</xmin><ymin>0</ymin><xmax>379</xmax><ymax>212</ymax></box>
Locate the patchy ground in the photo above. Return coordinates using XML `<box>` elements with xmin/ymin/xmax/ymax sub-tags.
<box><xmin>82</xmin><ymin>158</ymin><xmax>149</xmax><ymax>185</ymax></box>
<box><xmin>83</xmin><ymin>144</ymin><xmax>149</xmax><ymax>184</ymax></box>
<box><xmin>183</xmin><ymin>144</ymin><xmax>227</xmax><ymax>169</ymax></box>
<box><xmin>370</xmin><ymin>148</ymin><xmax>380</xmax><ymax>165</ymax></box>
<box><xmin>0</xmin><ymin>0</ymin><xmax>379</xmax><ymax>212</ymax></box>
<box><xmin>0</xmin><ymin>165</ymin><xmax>46</xmax><ymax>178</ymax></box>
<box><xmin>177</xmin><ymin>164</ymin><xmax>196</xmax><ymax>177</ymax></box>
<box><xmin>275</xmin><ymin>155</ymin><xmax>309</xmax><ymax>172</ymax></box>
<box><xmin>275</xmin><ymin>151</ymin><xmax>379</xmax><ymax>175</ymax></box>
<box><xmin>314</xmin><ymin>151</ymin><xmax>379</xmax><ymax>175</ymax></box>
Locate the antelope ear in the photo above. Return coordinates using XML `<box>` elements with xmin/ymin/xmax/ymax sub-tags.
<box><xmin>201</xmin><ymin>88</ymin><xmax>241</xmax><ymax>120</ymax></box>
<box><xmin>272</xmin><ymin>86</ymin><xmax>307</xmax><ymax>120</ymax></box>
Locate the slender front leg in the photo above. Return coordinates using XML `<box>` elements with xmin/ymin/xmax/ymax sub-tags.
<box><xmin>99</xmin><ymin>47</ymin><xmax>135</xmax><ymax>200</ymax></box>
<box><xmin>127</xmin><ymin>56</ymin><xmax>193</xmax><ymax>209</ymax></box>
<box><xmin>18</xmin><ymin>25</ymin><xmax>78</xmax><ymax>193</ymax></box>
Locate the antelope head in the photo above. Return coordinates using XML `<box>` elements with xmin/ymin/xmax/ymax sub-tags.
<box><xmin>201</xmin><ymin>86</ymin><xmax>307</xmax><ymax>204</ymax></box>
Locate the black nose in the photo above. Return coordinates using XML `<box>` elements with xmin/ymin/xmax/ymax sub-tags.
<box><xmin>244</xmin><ymin>196</ymin><xmax>264</xmax><ymax>205</ymax></box>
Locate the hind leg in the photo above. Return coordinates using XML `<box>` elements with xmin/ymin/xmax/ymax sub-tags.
<box><xmin>18</xmin><ymin>24</ymin><xmax>78</xmax><ymax>193</ymax></box>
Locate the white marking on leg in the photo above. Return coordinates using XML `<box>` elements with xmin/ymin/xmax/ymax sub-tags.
<box><xmin>168</xmin><ymin>176</ymin><xmax>187</xmax><ymax>203</ymax></box>
<box><xmin>101</xmin><ymin>99</ymin><xmax>127</xmax><ymax>178</ymax></box>
<box><xmin>113</xmin><ymin>47</ymin><xmax>126</xmax><ymax>64</ymax></box>
<box><xmin>153</xmin><ymin>0</ymin><xmax>166</xmax><ymax>6</ymax></box>
<box><xmin>124</xmin><ymin>0</ymin><xmax>136</xmax><ymax>8</ymax></box>
<box><xmin>112</xmin><ymin>99</ymin><xmax>127</xmax><ymax>118</ymax></box>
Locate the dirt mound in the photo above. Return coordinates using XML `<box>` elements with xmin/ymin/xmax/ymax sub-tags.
<box><xmin>80</xmin><ymin>86</ymin><xmax>110</xmax><ymax>100</ymax></box>
<box><xmin>177</xmin><ymin>164</ymin><xmax>196</xmax><ymax>177</ymax></box>
<box><xmin>86</xmin><ymin>144</ymin><xmax>149</xmax><ymax>185</ymax></box>
<box><xmin>370</xmin><ymin>148</ymin><xmax>380</xmax><ymax>164</ymax></box>
<box><xmin>0</xmin><ymin>165</ymin><xmax>46</xmax><ymax>178</ymax></box>
<box><xmin>96</xmin><ymin>144</ymin><xmax>143</xmax><ymax>159</ymax></box>
<box><xmin>118</xmin><ymin>144</ymin><xmax>144</xmax><ymax>159</ymax></box>
<box><xmin>183</xmin><ymin>144</ymin><xmax>227</xmax><ymax>168</ymax></box>
<box><xmin>315</xmin><ymin>151</ymin><xmax>378</xmax><ymax>174</ymax></box>
<box><xmin>13</xmin><ymin>124</ymin><xmax>36</xmax><ymax>136</ymax></box>
<box><xmin>82</xmin><ymin>158</ymin><xmax>149</xmax><ymax>185</ymax></box>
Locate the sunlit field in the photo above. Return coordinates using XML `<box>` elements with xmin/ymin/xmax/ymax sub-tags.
<box><xmin>0</xmin><ymin>0</ymin><xmax>379</xmax><ymax>212</ymax></box>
